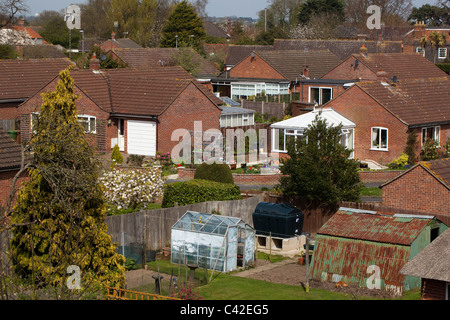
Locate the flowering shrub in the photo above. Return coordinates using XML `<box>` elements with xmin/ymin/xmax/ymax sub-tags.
<box><xmin>100</xmin><ymin>168</ymin><xmax>165</xmax><ymax>210</ymax></box>
<box><xmin>169</xmin><ymin>281</ymin><xmax>202</xmax><ymax>300</ymax></box>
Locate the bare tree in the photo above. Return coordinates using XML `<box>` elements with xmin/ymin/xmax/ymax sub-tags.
<box><xmin>0</xmin><ymin>0</ymin><xmax>28</xmax><ymax>28</ymax></box>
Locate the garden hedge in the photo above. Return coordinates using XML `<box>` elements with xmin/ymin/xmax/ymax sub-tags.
<box><xmin>193</xmin><ymin>163</ymin><xmax>234</xmax><ymax>184</ymax></box>
<box><xmin>162</xmin><ymin>179</ymin><xmax>242</xmax><ymax>208</ymax></box>
<box><xmin>436</xmin><ymin>63</ymin><xmax>450</xmax><ymax>74</ymax></box>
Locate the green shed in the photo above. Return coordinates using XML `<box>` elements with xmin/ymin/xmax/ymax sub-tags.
<box><xmin>309</xmin><ymin>208</ymin><xmax>448</xmax><ymax>297</ymax></box>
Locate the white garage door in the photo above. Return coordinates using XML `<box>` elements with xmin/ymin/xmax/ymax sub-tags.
<box><xmin>127</xmin><ymin>120</ymin><xmax>157</xmax><ymax>156</ymax></box>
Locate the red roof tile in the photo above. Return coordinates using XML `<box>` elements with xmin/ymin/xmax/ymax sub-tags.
<box><xmin>0</xmin><ymin>58</ymin><xmax>75</xmax><ymax>101</ymax></box>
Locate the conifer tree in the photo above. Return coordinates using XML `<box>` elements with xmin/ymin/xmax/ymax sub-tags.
<box><xmin>9</xmin><ymin>67</ymin><xmax>125</xmax><ymax>298</ymax></box>
<box><xmin>159</xmin><ymin>0</ymin><xmax>206</xmax><ymax>52</ymax></box>
<box><xmin>277</xmin><ymin>114</ymin><xmax>362</xmax><ymax>206</ymax></box>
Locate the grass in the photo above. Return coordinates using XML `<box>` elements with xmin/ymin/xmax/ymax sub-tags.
<box><xmin>143</xmin><ymin>259</ymin><xmax>420</xmax><ymax>300</ymax></box>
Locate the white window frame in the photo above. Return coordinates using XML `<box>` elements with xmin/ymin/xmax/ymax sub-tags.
<box><xmin>30</xmin><ymin>112</ymin><xmax>39</xmax><ymax>133</ymax></box>
<box><xmin>438</xmin><ymin>48</ymin><xmax>447</xmax><ymax>59</ymax></box>
<box><xmin>78</xmin><ymin>115</ymin><xmax>97</xmax><ymax>134</ymax></box>
<box><xmin>422</xmin><ymin>126</ymin><xmax>440</xmax><ymax>146</ymax></box>
<box><xmin>371</xmin><ymin>127</ymin><xmax>389</xmax><ymax>151</ymax></box>
<box><xmin>416</xmin><ymin>47</ymin><xmax>425</xmax><ymax>57</ymax></box>
<box><xmin>309</xmin><ymin>87</ymin><xmax>333</xmax><ymax>105</ymax></box>
<box><xmin>272</xmin><ymin>128</ymin><xmax>304</xmax><ymax>153</ymax></box>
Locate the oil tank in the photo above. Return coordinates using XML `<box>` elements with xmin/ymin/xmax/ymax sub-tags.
<box><xmin>252</xmin><ymin>202</ymin><xmax>304</xmax><ymax>238</ymax></box>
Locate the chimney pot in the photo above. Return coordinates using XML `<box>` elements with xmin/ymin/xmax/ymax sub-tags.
<box><xmin>90</xmin><ymin>53</ymin><xmax>100</xmax><ymax>71</ymax></box>
<box><xmin>360</xmin><ymin>44</ymin><xmax>368</xmax><ymax>57</ymax></box>
<box><xmin>302</xmin><ymin>65</ymin><xmax>309</xmax><ymax>78</ymax></box>
<box><xmin>376</xmin><ymin>70</ymin><xmax>388</xmax><ymax>82</ymax></box>
<box><xmin>111</xmin><ymin>32</ymin><xmax>116</xmax><ymax>40</ymax></box>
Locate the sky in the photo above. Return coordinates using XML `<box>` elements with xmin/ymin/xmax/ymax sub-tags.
<box><xmin>25</xmin><ymin>0</ymin><xmax>436</xmax><ymax>19</ymax></box>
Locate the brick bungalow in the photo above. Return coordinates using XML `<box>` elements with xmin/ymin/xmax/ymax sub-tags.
<box><xmin>320</xmin><ymin>76</ymin><xmax>450</xmax><ymax>165</ymax></box>
<box><xmin>381</xmin><ymin>158</ymin><xmax>450</xmax><ymax>216</ymax></box>
<box><xmin>401</xmin><ymin>228</ymin><xmax>450</xmax><ymax>300</ymax></box>
<box><xmin>212</xmin><ymin>49</ymin><xmax>342</xmax><ymax>101</ymax></box>
<box><xmin>0</xmin><ymin>58</ymin><xmax>75</xmax><ymax>122</ymax></box>
<box><xmin>18</xmin><ymin>62</ymin><xmax>223</xmax><ymax>157</ymax></box>
<box><xmin>0</xmin><ymin>127</ymin><xmax>29</xmax><ymax>210</ymax></box>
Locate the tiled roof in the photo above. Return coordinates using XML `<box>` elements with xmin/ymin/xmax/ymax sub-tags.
<box><xmin>65</xmin><ymin>67</ymin><xmax>222</xmax><ymax>117</ymax></box>
<box><xmin>0</xmin><ymin>127</ymin><xmax>23</xmax><ymax>171</ymax></box>
<box><xmin>104</xmin><ymin>38</ymin><xmax>142</xmax><ymax>49</ymax></box>
<box><xmin>11</xmin><ymin>26</ymin><xmax>43</xmax><ymax>39</ymax></box>
<box><xmin>319</xmin><ymin>210</ymin><xmax>431</xmax><ymax>245</ymax></box>
<box><xmin>256</xmin><ymin>50</ymin><xmax>342</xmax><ymax>80</ymax></box>
<box><xmin>111</xmin><ymin>48</ymin><xmax>220</xmax><ymax>77</ymax></box>
<box><xmin>273</xmin><ymin>39</ymin><xmax>403</xmax><ymax>60</ymax></box>
<box><xmin>351</xmin><ymin>53</ymin><xmax>449</xmax><ymax>81</ymax></box>
<box><xmin>358</xmin><ymin>77</ymin><xmax>450</xmax><ymax>126</ymax></box>
<box><xmin>421</xmin><ymin>158</ymin><xmax>450</xmax><ymax>188</ymax></box>
<box><xmin>203</xmin><ymin>21</ymin><xmax>228</xmax><ymax>39</ymax></box>
<box><xmin>0</xmin><ymin>58</ymin><xmax>75</xmax><ymax>101</ymax></box>
<box><xmin>225</xmin><ymin>44</ymin><xmax>274</xmax><ymax>66</ymax></box>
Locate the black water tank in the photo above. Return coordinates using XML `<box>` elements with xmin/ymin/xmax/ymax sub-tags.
<box><xmin>252</xmin><ymin>202</ymin><xmax>304</xmax><ymax>238</ymax></box>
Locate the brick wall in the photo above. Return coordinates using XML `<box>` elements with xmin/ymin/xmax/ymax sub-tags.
<box><xmin>326</xmin><ymin>85</ymin><xmax>409</xmax><ymax>164</ymax></box>
<box><xmin>421</xmin><ymin>278</ymin><xmax>448</xmax><ymax>300</ymax></box>
<box><xmin>18</xmin><ymin>78</ymin><xmax>111</xmax><ymax>153</ymax></box>
<box><xmin>382</xmin><ymin>165</ymin><xmax>450</xmax><ymax>216</ymax></box>
<box><xmin>158</xmin><ymin>82</ymin><xmax>222</xmax><ymax>155</ymax></box>
<box><xmin>230</xmin><ymin>54</ymin><xmax>286</xmax><ymax>80</ymax></box>
<box><xmin>0</xmin><ymin>169</ymin><xmax>29</xmax><ymax>209</ymax></box>
<box><xmin>0</xmin><ymin>102</ymin><xmax>22</xmax><ymax>120</ymax></box>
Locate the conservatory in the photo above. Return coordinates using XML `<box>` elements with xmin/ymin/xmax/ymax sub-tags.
<box><xmin>271</xmin><ymin>108</ymin><xmax>356</xmax><ymax>157</ymax></box>
<box><xmin>171</xmin><ymin>211</ymin><xmax>255</xmax><ymax>272</ymax></box>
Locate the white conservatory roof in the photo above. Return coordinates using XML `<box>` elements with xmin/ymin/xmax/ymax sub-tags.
<box><xmin>271</xmin><ymin>108</ymin><xmax>356</xmax><ymax>130</ymax></box>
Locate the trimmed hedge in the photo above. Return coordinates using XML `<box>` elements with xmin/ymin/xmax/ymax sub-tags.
<box><xmin>194</xmin><ymin>163</ymin><xmax>234</xmax><ymax>184</ymax></box>
<box><xmin>162</xmin><ymin>179</ymin><xmax>242</xmax><ymax>208</ymax></box>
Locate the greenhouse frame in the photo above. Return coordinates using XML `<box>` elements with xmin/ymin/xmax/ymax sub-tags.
<box><xmin>171</xmin><ymin>211</ymin><xmax>255</xmax><ymax>272</ymax></box>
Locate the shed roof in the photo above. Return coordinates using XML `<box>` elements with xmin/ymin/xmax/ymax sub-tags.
<box><xmin>318</xmin><ymin>209</ymin><xmax>433</xmax><ymax>246</ymax></box>
<box><xmin>400</xmin><ymin>228</ymin><xmax>450</xmax><ymax>282</ymax></box>
<box><xmin>221</xmin><ymin>106</ymin><xmax>256</xmax><ymax>115</ymax></box>
<box><xmin>271</xmin><ymin>108</ymin><xmax>355</xmax><ymax>130</ymax></box>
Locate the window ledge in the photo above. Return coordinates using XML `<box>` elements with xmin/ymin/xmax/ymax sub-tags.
<box><xmin>370</xmin><ymin>148</ymin><xmax>389</xmax><ymax>152</ymax></box>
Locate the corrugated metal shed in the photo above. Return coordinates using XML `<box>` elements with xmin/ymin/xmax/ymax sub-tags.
<box><xmin>309</xmin><ymin>208</ymin><xmax>439</xmax><ymax>295</ymax></box>
<box><xmin>318</xmin><ymin>209</ymin><xmax>432</xmax><ymax>245</ymax></box>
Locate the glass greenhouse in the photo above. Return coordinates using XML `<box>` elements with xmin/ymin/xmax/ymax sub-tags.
<box><xmin>171</xmin><ymin>211</ymin><xmax>255</xmax><ymax>272</ymax></box>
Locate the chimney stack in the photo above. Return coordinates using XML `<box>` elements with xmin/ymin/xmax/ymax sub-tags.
<box><xmin>414</xmin><ymin>21</ymin><xmax>426</xmax><ymax>39</ymax></box>
<box><xmin>360</xmin><ymin>44</ymin><xmax>368</xmax><ymax>57</ymax></box>
<box><xmin>90</xmin><ymin>52</ymin><xmax>100</xmax><ymax>71</ymax></box>
<box><xmin>227</xmin><ymin>19</ymin><xmax>231</xmax><ymax>37</ymax></box>
<box><xmin>111</xmin><ymin>32</ymin><xmax>116</xmax><ymax>41</ymax></box>
<box><xmin>302</xmin><ymin>66</ymin><xmax>309</xmax><ymax>78</ymax></box>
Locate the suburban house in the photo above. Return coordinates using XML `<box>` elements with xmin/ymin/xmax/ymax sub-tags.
<box><xmin>309</xmin><ymin>208</ymin><xmax>448</xmax><ymax>296</ymax></box>
<box><xmin>381</xmin><ymin>158</ymin><xmax>450</xmax><ymax>216</ymax></box>
<box><xmin>212</xmin><ymin>49</ymin><xmax>342</xmax><ymax>100</ymax></box>
<box><xmin>400</xmin><ymin>228</ymin><xmax>450</xmax><ymax>300</ymax></box>
<box><xmin>223</xmin><ymin>44</ymin><xmax>273</xmax><ymax>70</ymax></box>
<box><xmin>403</xmin><ymin>21</ymin><xmax>450</xmax><ymax>63</ymax></box>
<box><xmin>316</xmin><ymin>76</ymin><xmax>450</xmax><ymax>165</ymax></box>
<box><xmin>0</xmin><ymin>58</ymin><xmax>75</xmax><ymax>135</ymax></box>
<box><xmin>0</xmin><ymin>127</ymin><xmax>29</xmax><ymax>209</ymax></box>
<box><xmin>18</xmin><ymin>63</ymin><xmax>224</xmax><ymax>157</ymax></box>
<box><xmin>98</xmin><ymin>33</ymin><xmax>143</xmax><ymax>52</ymax></box>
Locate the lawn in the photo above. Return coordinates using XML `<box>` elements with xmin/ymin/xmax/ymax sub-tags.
<box><xmin>143</xmin><ymin>259</ymin><xmax>420</xmax><ymax>301</ymax></box>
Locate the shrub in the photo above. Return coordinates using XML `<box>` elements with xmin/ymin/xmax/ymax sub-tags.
<box><xmin>111</xmin><ymin>145</ymin><xmax>123</xmax><ymax>168</ymax></box>
<box><xmin>127</xmin><ymin>154</ymin><xmax>145</xmax><ymax>167</ymax></box>
<box><xmin>194</xmin><ymin>163</ymin><xmax>234</xmax><ymax>184</ymax></box>
<box><xmin>170</xmin><ymin>281</ymin><xmax>202</xmax><ymax>300</ymax></box>
<box><xmin>162</xmin><ymin>179</ymin><xmax>242</xmax><ymax>208</ymax></box>
<box><xmin>100</xmin><ymin>168</ymin><xmax>165</xmax><ymax>210</ymax></box>
<box><xmin>389</xmin><ymin>153</ymin><xmax>409</xmax><ymax>169</ymax></box>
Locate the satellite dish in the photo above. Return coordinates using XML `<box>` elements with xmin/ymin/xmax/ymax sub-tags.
<box><xmin>355</xmin><ymin>59</ymin><xmax>359</xmax><ymax>67</ymax></box>
<box><xmin>65</xmin><ymin>5</ymin><xmax>81</xmax><ymax>30</ymax></box>
<box><xmin>100</xmin><ymin>54</ymin><xmax>107</xmax><ymax>61</ymax></box>
<box><xmin>392</xmin><ymin>75</ymin><xmax>398</xmax><ymax>83</ymax></box>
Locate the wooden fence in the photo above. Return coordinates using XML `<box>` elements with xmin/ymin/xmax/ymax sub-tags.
<box><xmin>242</xmin><ymin>101</ymin><xmax>287</xmax><ymax>120</ymax></box>
<box><xmin>104</xmin><ymin>286</ymin><xmax>179</xmax><ymax>300</ymax></box>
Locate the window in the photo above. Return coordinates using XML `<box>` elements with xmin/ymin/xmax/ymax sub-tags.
<box><xmin>422</xmin><ymin>126</ymin><xmax>440</xmax><ymax>145</ymax></box>
<box><xmin>371</xmin><ymin>127</ymin><xmax>388</xmax><ymax>150</ymax></box>
<box><xmin>416</xmin><ymin>47</ymin><xmax>425</xmax><ymax>56</ymax></box>
<box><xmin>272</xmin><ymin>128</ymin><xmax>304</xmax><ymax>152</ymax></box>
<box><xmin>30</xmin><ymin>112</ymin><xmax>39</xmax><ymax>133</ymax></box>
<box><xmin>438</xmin><ymin>48</ymin><xmax>448</xmax><ymax>59</ymax></box>
<box><xmin>78</xmin><ymin>115</ymin><xmax>96</xmax><ymax>133</ymax></box>
<box><xmin>309</xmin><ymin>87</ymin><xmax>333</xmax><ymax>105</ymax></box>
